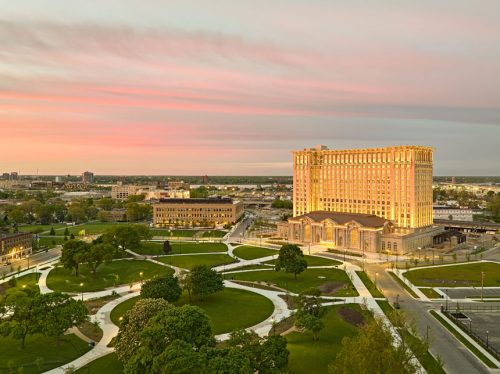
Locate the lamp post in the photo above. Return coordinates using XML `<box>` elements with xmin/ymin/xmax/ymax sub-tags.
<box><xmin>445</xmin><ymin>289</ymin><xmax>449</xmax><ymax>310</ymax></box>
<box><xmin>481</xmin><ymin>271</ymin><xmax>485</xmax><ymax>301</ymax></box>
<box><xmin>375</xmin><ymin>272</ymin><xmax>378</xmax><ymax>288</ymax></box>
<box><xmin>35</xmin><ymin>265</ymin><xmax>38</xmax><ymax>281</ymax></box>
<box><xmin>486</xmin><ymin>330</ymin><xmax>489</xmax><ymax>348</ymax></box>
<box><xmin>240</xmin><ymin>233</ymin><xmax>242</xmax><ymax>244</ymax></box>
<box><xmin>80</xmin><ymin>282</ymin><xmax>84</xmax><ymax>302</ymax></box>
<box><xmin>417</xmin><ymin>247</ymin><xmax>421</xmax><ymax>260</ymax></box>
<box><xmin>26</xmin><ymin>254</ymin><xmax>30</xmax><ymax>270</ymax></box>
<box><xmin>140</xmin><ymin>271</ymin><xmax>144</xmax><ymax>285</ymax></box>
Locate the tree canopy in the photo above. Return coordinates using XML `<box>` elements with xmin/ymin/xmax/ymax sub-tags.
<box><xmin>140</xmin><ymin>275</ymin><xmax>182</xmax><ymax>303</ymax></box>
<box><xmin>275</xmin><ymin>244</ymin><xmax>308</xmax><ymax>279</ymax></box>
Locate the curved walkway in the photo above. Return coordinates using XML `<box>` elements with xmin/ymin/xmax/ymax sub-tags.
<box><xmin>45</xmin><ymin>291</ymin><xmax>139</xmax><ymax>373</ymax></box>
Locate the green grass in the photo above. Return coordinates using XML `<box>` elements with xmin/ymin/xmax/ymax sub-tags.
<box><xmin>286</xmin><ymin>304</ymin><xmax>371</xmax><ymax>373</ymax></box>
<box><xmin>0</xmin><ymin>273</ymin><xmax>40</xmax><ymax>299</ymax></box>
<box><xmin>376</xmin><ymin>300</ymin><xmax>394</xmax><ymax>316</ymax></box>
<box><xmin>404</xmin><ymin>262</ymin><xmax>500</xmax><ymax>287</ymax></box>
<box><xmin>17</xmin><ymin>224</ymin><xmax>66</xmax><ymax>234</ymax></box>
<box><xmin>111</xmin><ymin>288</ymin><xmax>274</xmax><ymax>335</ymax></box>
<box><xmin>376</xmin><ymin>301</ymin><xmax>445</xmax><ymax>374</ymax></box>
<box><xmin>356</xmin><ymin>271</ymin><xmax>384</xmax><ymax>298</ymax></box>
<box><xmin>419</xmin><ymin>288</ymin><xmax>442</xmax><ymax>299</ymax></box>
<box><xmin>265</xmin><ymin>255</ymin><xmax>341</xmax><ymax>267</ymax></box>
<box><xmin>157</xmin><ymin>254</ymin><xmax>237</xmax><ymax>270</ymax></box>
<box><xmin>47</xmin><ymin>260</ymin><xmax>173</xmax><ymax>292</ymax></box>
<box><xmin>75</xmin><ymin>353</ymin><xmax>123</xmax><ymax>374</ymax></box>
<box><xmin>111</xmin><ymin>297</ymin><xmax>140</xmax><ymax>326</ymax></box>
<box><xmin>430</xmin><ymin>310</ymin><xmax>498</xmax><ymax>369</ymax></box>
<box><xmin>388</xmin><ymin>272</ymin><xmax>419</xmax><ymax>298</ymax></box>
<box><xmin>0</xmin><ymin>334</ymin><xmax>90</xmax><ymax>373</ymax></box>
<box><xmin>226</xmin><ymin>264</ymin><xmax>273</xmax><ymax>272</ymax></box>
<box><xmin>150</xmin><ymin>229</ymin><xmax>198</xmax><ymax>237</ymax></box>
<box><xmin>54</xmin><ymin>222</ymin><xmax>133</xmax><ymax>235</ymax></box>
<box><xmin>133</xmin><ymin>242</ymin><xmax>227</xmax><ymax>255</ymax></box>
<box><xmin>201</xmin><ymin>230</ymin><xmax>227</xmax><ymax>238</ymax></box>
<box><xmin>230</xmin><ymin>268</ymin><xmax>357</xmax><ymax>296</ymax></box>
<box><xmin>38</xmin><ymin>236</ymin><xmax>65</xmax><ymax>248</ymax></box>
<box><xmin>233</xmin><ymin>245</ymin><xmax>277</xmax><ymax>260</ymax></box>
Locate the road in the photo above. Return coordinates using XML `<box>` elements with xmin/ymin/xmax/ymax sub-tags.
<box><xmin>364</xmin><ymin>261</ymin><xmax>491</xmax><ymax>374</ymax></box>
<box><xmin>228</xmin><ymin>215</ymin><xmax>253</xmax><ymax>243</ymax></box>
<box><xmin>0</xmin><ymin>247</ymin><xmax>61</xmax><ymax>276</ymax></box>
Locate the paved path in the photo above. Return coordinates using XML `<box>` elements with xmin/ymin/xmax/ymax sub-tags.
<box><xmin>365</xmin><ymin>262</ymin><xmax>491</xmax><ymax>374</ymax></box>
<box><xmin>45</xmin><ymin>292</ymin><xmax>139</xmax><ymax>374</ymax></box>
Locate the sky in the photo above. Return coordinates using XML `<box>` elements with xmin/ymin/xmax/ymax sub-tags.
<box><xmin>0</xmin><ymin>0</ymin><xmax>499</xmax><ymax>176</ymax></box>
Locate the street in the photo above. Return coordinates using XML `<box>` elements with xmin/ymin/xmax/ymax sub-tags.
<box><xmin>0</xmin><ymin>247</ymin><xmax>61</xmax><ymax>276</ymax></box>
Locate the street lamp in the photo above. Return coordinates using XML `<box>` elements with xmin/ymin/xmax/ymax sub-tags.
<box><xmin>486</xmin><ymin>330</ymin><xmax>489</xmax><ymax>348</ymax></box>
<box><xmin>240</xmin><ymin>233</ymin><xmax>243</xmax><ymax>244</ymax></box>
<box><xmin>140</xmin><ymin>271</ymin><xmax>144</xmax><ymax>285</ymax></box>
<box><xmin>375</xmin><ymin>272</ymin><xmax>378</xmax><ymax>288</ymax></box>
<box><xmin>26</xmin><ymin>254</ymin><xmax>30</xmax><ymax>270</ymax></box>
<box><xmin>80</xmin><ymin>282</ymin><xmax>84</xmax><ymax>302</ymax></box>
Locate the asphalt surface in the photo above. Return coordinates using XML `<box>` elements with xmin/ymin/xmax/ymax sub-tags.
<box><xmin>0</xmin><ymin>247</ymin><xmax>61</xmax><ymax>276</ymax></box>
<box><xmin>365</xmin><ymin>261</ymin><xmax>492</xmax><ymax>374</ymax></box>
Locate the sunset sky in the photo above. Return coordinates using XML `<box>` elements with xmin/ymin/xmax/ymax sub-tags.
<box><xmin>1</xmin><ymin>1</ymin><xmax>499</xmax><ymax>176</ymax></box>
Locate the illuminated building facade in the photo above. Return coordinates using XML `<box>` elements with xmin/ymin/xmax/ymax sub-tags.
<box><xmin>293</xmin><ymin>145</ymin><xmax>433</xmax><ymax>228</ymax></box>
<box><xmin>0</xmin><ymin>232</ymin><xmax>33</xmax><ymax>263</ymax></box>
<box><xmin>280</xmin><ymin>145</ymin><xmax>440</xmax><ymax>254</ymax></box>
<box><xmin>153</xmin><ymin>198</ymin><xmax>244</xmax><ymax>227</ymax></box>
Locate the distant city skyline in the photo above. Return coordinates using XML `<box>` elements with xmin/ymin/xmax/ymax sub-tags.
<box><xmin>1</xmin><ymin>1</ymin><xmax>499</xmax><ymax>176</ymax></box>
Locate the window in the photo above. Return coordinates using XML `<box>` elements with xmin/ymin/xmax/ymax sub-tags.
<box><xmin>382</xmin><ymin>241</ymin><xmax>385</xmax><ymax>251</ymax></box>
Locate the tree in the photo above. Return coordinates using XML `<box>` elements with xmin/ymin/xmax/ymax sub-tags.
<box><xmin>39</xmin><ymin>293</ymin><xmax>88</xmax><ymax>345</ymax></box>
<box><xmin>8</xmin><ymin>208</ymin><xmax>25</xmax><ymax>224</ymax></box>
<box><xmin>328</xmin><ymin>318</ymin><xmax>419</xmax><ymax>374</ymax></box>
<box><xmin>97</xmin><ymin>198</ymin><xmax>115</xmax><ymax>211</ymax></box>
<box><xmin>49</xmin><ymin>227</ymin><xmax>56</xmax><ymax>236</ymax></box>
<box><xmin>115</xmin><ymin>298</ymin><xmax>172</xmax><ymax>364</ymax></box>
<box><xmin>204</xmin><ymin>346</ymin><xmax>252</xmax><ymax>374</ymax></box>
<box><xmin>64</xmin><ymin>227</ymin><xmax>70</xmax><ymax>236</ymax></box>
<box><xmin>275</xmin><ymin>244</ymin><xmax>307</xmax><ymax>279</ymax></box>
<box><xmin>141</xmin><ymin>305</ymin><xmax>215</xmax><ymax>352</ymax></box>
<box><xmin>190</xmin><ymin>265</ymin><xmax>224</xmax><ymax>300</ymax></box>
<box><xmin>180</xmin><ymin>271</ymin><xmax>194</xmax><ymax>302</ymax></box>
<box><xmin>97</xmin><ymin>210</ymin><xmax>109</xmax><ymax>222</ymax></box>
<box><xmin>102</xmin><ymin>224</ymin><xmax>151</xmax><ymax>252</ymax></box>
<box><xmin>68</xmin><ymin>205</ymin><xmax>87</xmax><ymax>223</ymax></box>
<box><xmin>150</xmin><ymin>340</ymin><xmax>206</xmax><ymax>374</ymax></box>
<box><xmin>163</xmin><ymin>240</ymin><xmax>172</xmax><ymax>255</ymax></box>
<box><xmin>80</xmin><ymin>243</ymin><xmax>116</xmax><ymax>276</ymax></box>
<box><xmin>227</xmin><ymin>329</ymin><xmax>289</xmax><ymax>373</ymax></box>
<box><xmin>0</xmin><ymin>288</ymin><xmax>42</xmax><ymax>349</ymax></box>
<box><xmin>60</xmin><ymin>240</ymin><xmax>89</xmax><ymax>276</ymax></box>
<box><xmin>140</xmin><ymin>275</ymin><xmax>182</xmax><ymax>303</ymax></box>
<box><xmin>294</xmin><ymin>288</ymin><xmax>326</xmax><ymax>340</ymax></box>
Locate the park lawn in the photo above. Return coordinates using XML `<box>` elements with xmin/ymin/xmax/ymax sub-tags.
<box><xmin>158</xmin><ymin>254</ymin><xmax>237</xmax><ymax>270</ymax></box>
<box><xmin>38</xmin><ymin>236</ymin><xmax>65</xmax><ymax>248</ymax></box>
<box><xmin>150</xmin><ymin>229</ymin><xmax>199</xmax><ymax>237</ymax></box>
<box><xmin>419</xmin><ymin>288</ymin><xmax>442</xmax><ymax>298</ymax></box>
<box><xmin>47</xmin><ymin>260</ymin><xmax>173</xmax><ymax>292</ymax></box>
<box><xmin>286</xmin><ymin>304</ymin><xmax>371</xmax><ymax>373</ymax></box>
<box><xmin>54</xmin><ymin>222</ymin><xmax>135</xmax><ymax>236</ymax></box>
<box><xmin>111</xmin><ymin>288</ymin><xmax>274</xmax><ymax>335</ymax></box>
<box><xmin>0</xmin><ymin>273</ymin><xmax>40</xmax><ymax>299</ymax></box>
<box><xmin>230</xmin><ymin>268</ymin><xmax>357</xmax><ymax>296</ymax></box>
<box><xmin>404</xmin><ymin>262</ymin><xmax>500</xmax><ymax>287</ymax></box>
<box><xmin>201</xmin><ymin>230</ymin><xmax>227</xmax><ymax>238</ymax></box>
<box><xmin>17</xmin><ymin>224</ymin><xmax>66</xmax><ymax>234</ymax></box>
<box><xmin>111</xmin><ymin>296</ymin><xmax>140</xmax><ymax>326</ymax></box>
<box><xmin>134</xmin><ymin>242</ymin><xmax>228</xmax><ymax>255</ymax></box>
<box><xmin>233</xmin><ymin>245</ymin><xmax>277</xmax><ymax>260</ymax></box>
<box><xmin>265</xmin><ymin>255</ymin><xmax>341</xmax><ymax>267</ymax></box>
<box><xmin>356</xmin><ymin>271</ymin><xmax>384</xmax><ymax>298</ymax></box>
<box><xmin>0</xmin><ymin>334</ymin><xmax>90</xmax><ymax>374</ymax></box>
<box><xmin>75</xmin><ymin>353</ymin><xmax>123</xmax><ymax>374</ymax></box>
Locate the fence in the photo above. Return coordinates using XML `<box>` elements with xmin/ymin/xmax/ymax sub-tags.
<box><xmin>442</xmin><ymin>304</ymin><xmax>500</xmax><ymax>361</ymax></box>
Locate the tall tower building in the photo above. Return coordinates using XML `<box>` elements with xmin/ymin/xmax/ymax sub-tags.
<box><xmin>81</xmin><ymin>171</ymin><xmax>94</xmax><ymax>184</ymax></box>
<box><xmin>292</xmin><ymin>145</ymin><xmax>433</xmax><ymax>229</ymax></box>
